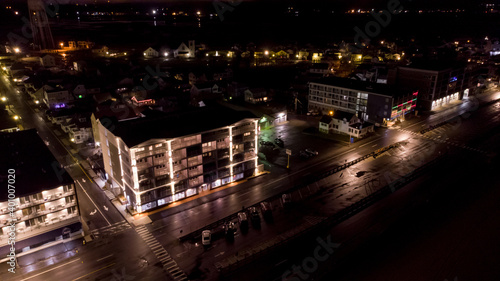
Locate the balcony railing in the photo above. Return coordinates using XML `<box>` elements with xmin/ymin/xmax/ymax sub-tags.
<box><xmin>3</xmin><ymin>190</ymin><xmax>75</xmax><ymax>214</ymax></box>
<box><xmin>14</xmin><ymin>201</ymin><xmax>77</xmax><ymax>222</ymax></box>
<box><xmin>216</xmin><ymin>142</ymin><xmax>230</xmax><ymax>149</ymax></box>
<box><xmin>244</xmin><ymin>152</ymin><xmax>256</xmax><ymax>161</ymax></box>
<box><xmin>188</xmin><ymin>168</ymin><xmax>203</xmax><ymax>178</ymax></box>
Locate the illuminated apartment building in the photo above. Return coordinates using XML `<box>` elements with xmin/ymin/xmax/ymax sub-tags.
<box><xmin>94</xmin><ymin>106</ymin><xmax>259</xmax><ymax>213</ymax></box>
<box><xmin>0</xmin><ymin>129</ymin><xmax>81</xmax><ymax>256</ymax></box>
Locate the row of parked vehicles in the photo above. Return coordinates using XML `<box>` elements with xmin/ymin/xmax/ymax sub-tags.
<box><xmin>260</xmin><ymin>138</ymin><xmax>285</xmax><ymax>148</ymax></box>
<box><xmin>201</xmin><ymin>201</ymin><xmax>275</xmax><ymax>246</ymax></box>
<box><xmin>299</xmin><ymin>148</ymin><xmax>319</xmax><ymax>159</ymax></box>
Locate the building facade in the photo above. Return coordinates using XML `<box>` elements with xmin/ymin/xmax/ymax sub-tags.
<box><xmin>94</xmin><ymin>107</ymin><xmax>259</xmax><ymax>213</ymax></box>
<box><xmin>43</xmin><ymin>84</ymin><xmax>74</xmax><ymax>110</ymax></box>
<box><xmin>0</xmin><ymin>129</ymin><xmax>81</xmax><ymax>256</ymax></box>
<box><xmin>308</xmin><ymin>77</ymin><xmax>417</xmax><ymax>124</ymax></box>
<box><xmin>395</xmin><ymin>62</ymin><xmax>473</xmax><ymax>111</ymax></box>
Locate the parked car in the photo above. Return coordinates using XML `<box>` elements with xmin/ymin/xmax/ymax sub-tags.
<box><xmin>282</xmin><ymin>193</ymin><xmax>292</xmax><ymax>208</ymax></box>
<box><xmin>224</xmin><ymin>221</ymin><xmax>236</xmax><ymax>240</ymax></box>
<box><xmin>247</xmin><ymin>207</ymin><xmax>261</xmax><ymax>227</ymax></box>
<box><xmin>299</xmin><ymin>150</ymin><xmax>311</xmax><ymax>159</ymax></box>
<box><xmin>274</xmin><ymin>138</ymin><xmax>284</xmax><ymax>147</ymax></box>
<box><xmin>305</xmin><ymin>148</ymin><xmax>318</xmax><ymax>155</ymax></box>
<box><xmin>260</xmin><ymin>201</ymin><xmax>273</xmax><ymax>221</ymax></box>
<box><xmin>201</xmin><ymin>230</ymin><xmax>211</xmax><ymax>246</ymax></box>
<box><xmin>260</xmin><ymin>140</ymin><xmax>274</xmax><ymax>146</ymax></box>
<box><xmin>238</xmin><ymin>212</ymin><xmax>249</xmax><ymax>231</ymax></box>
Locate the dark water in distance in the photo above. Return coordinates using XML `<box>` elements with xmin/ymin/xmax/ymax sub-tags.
<box><xmin>2</xmin><ymin>1</ymin><xmax>499</xmax><ymax>51</ymax></box>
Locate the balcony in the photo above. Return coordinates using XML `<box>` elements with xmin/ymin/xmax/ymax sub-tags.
<box><xmin>171</xmin><ymin>149</ymin><xmax>187</xmax><ymax>161</ymax></box>
<box><xmin>7</xmin><ymin>190</ymin><xmax>75</xmax><ymax>213</ymax></box>
<box><xmin>216</xmin><ymin>141</ymin><xmax>230</xmax><ymax>149</ymax></box>
<box><xmin>187</xmin><ymin>155</ymin><xmax>202</xmax><ymax>167</ymax></box>
<box><xmin>173</xmin><ymin>162</ymin><xmax>188</xmax><ymax>172</ymax></box>
<box><xmin>188</xmin><ymin>167</ymin><xmax>203</xmax><ymax>178</ymax></box>
<box><xmin>244</xmin><ymin>151</ymin><xmax>256</xmax><ymax>161</ymax></box>
<box><xmin>172</xmin><ymin>139</ymin><xmax>201</xmax><ymax>150</ymax></box>
<box><xmin>20</xmin><ymin>201</ymin><xmax>77</xmax><ymax>221</ymax></box>
<box><xmin>233</xmin><ymin>146</ymin><xmax>244</xmax><ymax>155</ymax></box>
<box><xmin>243</xmin><ymin>135</ymin><xmax>255</xmax><ymax>143</ymax></box>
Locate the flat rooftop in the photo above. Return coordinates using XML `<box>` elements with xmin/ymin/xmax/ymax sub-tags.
<box><xmin>0</xmin><ymin>129</ymin><xmax>73</xmax><ymax>201</ymax></box>
<box><xmin>310</xmin><ymin>76</ymin><xmax>400</xmax><ymax>97</ymax></box>
<box><xmin>105</xmin><ymin>105</ymin><xmax>258</xmax><ymax>148</ymax></box>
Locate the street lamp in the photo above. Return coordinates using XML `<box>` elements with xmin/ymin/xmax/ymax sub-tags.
<box><xmin>13</xmin><ymin>115</ymin><xmax>19</xmax><ymax>120</ymax></box>
<box><xmin>1</xmin><ymin>97</ymin><xmax>6</xmax><ymax>102</ymax></box>
<box><xmin>13</xmin><ymin>48</ymin><xmax>20</xmax><ymax>53</ymax></box>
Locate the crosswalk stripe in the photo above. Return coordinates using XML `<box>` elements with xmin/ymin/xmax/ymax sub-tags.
<box><xmin>170</xmin><ymin>268</ymin><xmax>182</xmax><ymax>273</ymax></box>
<box><xmin>166</xmin><ymin>264</ymin><xmax>177</xmax><ymax>270</ymax></box>
<box><xmin>165</xmin><ymin>261</ymin><xmax>176</xmax><ymax>266</ymax></box>
<box><xmin>171</xmin><ymin>271</ymin><xmax>183</xmax><ymax>277</ymax></box>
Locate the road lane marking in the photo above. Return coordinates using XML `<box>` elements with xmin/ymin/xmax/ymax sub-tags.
<box><xmin>72</xmin><ymin>263</ymin><xmax>116</xmax><ymax>281</ymax></box>
<box><xmin>19</xmin><ymin>258</ymin><xmax>81</xmax><ymax>281</ymax></box>
<box><xmin>359</xmin><ymin>138</ymin><xmax>381</xmax><ymax>148</ymax></box>
<box><xmin>76</xmin><ymin>180</ymin><xmax>111</xmax><ymax>226</ymax></box>
<box><xmin>96</xmin><ymin>254</ymin><xmax>114</xmax><ymax>262</ymax></box>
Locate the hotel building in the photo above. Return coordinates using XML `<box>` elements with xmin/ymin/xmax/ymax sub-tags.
<box><xmin>93</xmin><ymin>106</ymin><xmax>260</xmax><ymax>213</ymax></box>
<box><xmin>0</xmin><ymin>129</ymin><xmax>81</xmax><ymax>256</ymax></box>
<box><xmin>308</xmin><ymin>77</ymin><xmax>418</xmax><ymax>124</ymax></box>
